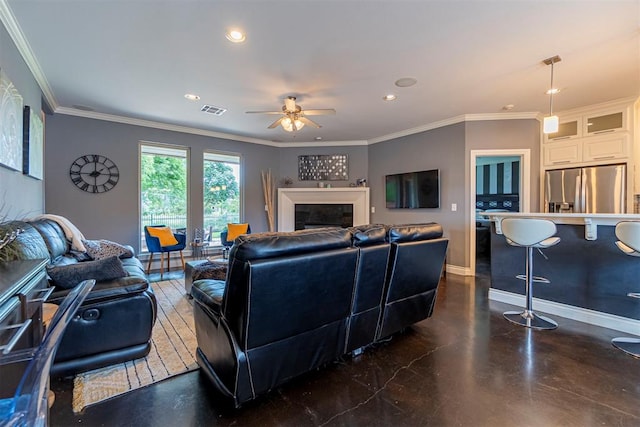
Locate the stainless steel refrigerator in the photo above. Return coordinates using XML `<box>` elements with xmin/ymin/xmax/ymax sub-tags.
<box><xmin>544</xmin><ymin>164</ymin><xmax>626</xmax><ymax>213</ymax></box>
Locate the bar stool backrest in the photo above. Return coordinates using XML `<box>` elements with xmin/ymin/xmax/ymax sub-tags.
<box><xmin>615</xmin><ymin>221</ymin><xmax>640</xmax><ymax>255</ymax></box>
<box><xmin>501</xmin><ymin>218</ymin><xmax>557</xmax><ymax>247</ymax></box>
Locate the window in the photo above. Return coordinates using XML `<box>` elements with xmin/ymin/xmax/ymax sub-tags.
<box><xmin>203</xmin><ymin>151</ymin><xmax>241</xmax><ymax>245</ymax></box>
<box><xmin>140</xmin><ymin>144</ymin><xmax>188</xmax><ymax>251</ymax></box>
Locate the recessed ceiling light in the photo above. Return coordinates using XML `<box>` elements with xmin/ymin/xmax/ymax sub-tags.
<box><xmin>502</xmin><ymin>104</ymin><xmax>515</xmax><ymax>111</ymax></box>
<box><xmin>546</xmin><ymin>88</ymin><xmax>560</xmax><ymax>95</ymax></box>
<box><xmin>395</xmin><ymin>77</ymin><xmax>418</xmax><ymax>87</ymax></box>
<box><xmin>184</xmin><ymin>93</ymin><xmax>200</xmax><ymax>101</ymax></box>
<box><xmin>315</xmin><ymin>136</ymin><xmax>323</xmax><ymax>140</ymax></box>
<box><xmin>226</xmin><ymin>29</ymin><xmax>246</xmax><ymax>43</ymax></box>
<box><xmin>383</xmin><ymin>94</ymin><xmax>397</xmax><ymax>101</ymax></box>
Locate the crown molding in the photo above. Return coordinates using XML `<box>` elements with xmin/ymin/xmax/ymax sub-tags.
<box><xmin>368</xmin><ymin>112</ymin><xmax>540</xmax><ymax>145</ymax></box>
<box><xmin>0</xmin><ymin>0</ymin><xmax>58</xmax><ymax>110</ymax></box>
<box><xmin>55</xmin><ymin>107</ymin><xmax>282</xmax><ymax>146</ymax></box>
<box><xmin>57</xmin><ymin>106</ymin><xmax>540</xmax><ymax>149</ymax></box>
<box><xmin>56</xmin><ymin>107</ymin><xmax>368</xmax><ymax>147</ymax></box>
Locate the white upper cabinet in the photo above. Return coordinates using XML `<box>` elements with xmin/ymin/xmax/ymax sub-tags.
<box><xmin>542</xmin><ymin>99</ymin><xmax>636</xmax><ymax>168</ymax></box>
<box><xmin>584</xmin><ymin>111</ymin><xmax>625</xmax><ymax>136</ymax></box>
<box><xmin>544</xmin><ymin>102</ymin><xmax>631</xmax><ymax>143</ymax></box>
<box><xmin>545</xmin><ymin>116</ymin><xmax>581</xmax><ymax>141</ymax></box>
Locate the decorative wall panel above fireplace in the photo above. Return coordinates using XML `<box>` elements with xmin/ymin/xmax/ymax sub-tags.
<box><xmin>298</xmin><ymin>154</ymin><xmax>348</xmax><ymax>181</ymax></box>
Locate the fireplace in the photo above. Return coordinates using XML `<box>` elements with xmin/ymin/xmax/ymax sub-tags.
<box><xmin>294</xmin><ymin>204</ymin><xmax>354</xmax><ymax>230</ymax></box>
<box><xmin>278</xmin><ymin>188</ymin><xmax>370</xmax><ymax>231</ymax></box>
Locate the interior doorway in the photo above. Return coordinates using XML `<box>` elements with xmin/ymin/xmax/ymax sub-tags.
<box><xmin>469</xmin><ymin>149</ymin><xmax>530</xmax><ymax>277</ymax></box>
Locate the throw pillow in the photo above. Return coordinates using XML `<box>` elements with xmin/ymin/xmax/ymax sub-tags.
<box><xmin>83</xmin><ymin>239</ymin><xmax>134</xmax><ymax>260</ymax></box>
<box><xmin>227</xmin><ymin>223</ymin><xmax>249</xmax><ymax>241</ymax></box>
<box><xmin>146</xmin><ymin>226</ymin><xmax>179</xmax><ymax>246</ymax></box>
<box><xmin>46</xmin><ymin>256</ymin><xmax>128</xmax><ymax>289</ymax></box>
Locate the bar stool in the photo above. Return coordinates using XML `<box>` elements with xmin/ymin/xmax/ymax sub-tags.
<box><xmin>612</xmin><ymin>221</ymin><xmax>640</xmax><ymax>358</ymax></box>
<box><xmin>501</xmin><ymin>218</ymin><xmax>560</xmax><ymax>330</ymax></box>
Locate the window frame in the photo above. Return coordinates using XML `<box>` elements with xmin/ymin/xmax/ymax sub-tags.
<box><xmin>138</xmin><ymin>141</ymin><xmax>190</xmax><ymax>253</ymax></box>
<box><xmin>202</xmin><ymin>149</ymin><xmax>244</xmax><ymax>247</ymax></box>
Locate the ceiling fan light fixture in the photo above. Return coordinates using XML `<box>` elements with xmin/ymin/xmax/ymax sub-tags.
<box><xmin>226</xmin><ymin>29</ymin><xmax>246</xmax><ymax>43</ymax></box>
<box><xmin>281</xmin><ymin>116</ymin><xmax>305</xmax><ymax>132</ymax></box>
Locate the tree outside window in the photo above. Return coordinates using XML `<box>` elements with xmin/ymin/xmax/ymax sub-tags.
<box><xmin>140</xmin><ymin>144</ymin><xmax>188</xmax><ymax>251</ymax></box>
<box><xmin>203</xmin><ymin>152</ymin><xmax>241</xmax><ymax>244</ymax></box>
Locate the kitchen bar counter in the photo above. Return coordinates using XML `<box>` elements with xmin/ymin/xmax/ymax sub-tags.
<box><xmin>484</xmin><ymin>212</ymin><xmax>640</xmax><ymax>335</ymax></box>
<box><xmin>483</xmin><ymin>212</ymin><xmax>640</xmax><ymax>240</ymax></box>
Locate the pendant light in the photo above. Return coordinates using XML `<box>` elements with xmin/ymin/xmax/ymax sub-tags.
<box><xmin>542</xmin><ymin>55</ymin><xmax>561</xmax><ymax>134</ymax></box>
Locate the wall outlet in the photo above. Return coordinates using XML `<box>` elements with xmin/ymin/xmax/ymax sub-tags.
<box><xmin>451</xmin><ymin>203</ymin><xmax>457</xmax><ymax>212</ymax></box>
<box><xmin>371</xmin><ymin>206</ymin><xmax>376</xmax><ymax>213</ymax></box>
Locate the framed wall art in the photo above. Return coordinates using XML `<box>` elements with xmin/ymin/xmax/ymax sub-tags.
<box><xmin>23</xmin><ymin>105</ymin><xmax>44</xmax><ymax>180</ymax></box>
<box><xmin>0</xmin><ymin>68</ymin><xmax>24</xmax><ymax>171</ymax></box>
<box><xmin>298</xmin><ymin>154</ymin><xmax>349</xmax><ymax>181</ymax></box>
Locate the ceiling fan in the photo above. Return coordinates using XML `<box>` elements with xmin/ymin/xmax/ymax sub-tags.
<box><xmin>246</xmin><ymin>96</ymin><xmax>335</xmax><ymax>132</ymax></box>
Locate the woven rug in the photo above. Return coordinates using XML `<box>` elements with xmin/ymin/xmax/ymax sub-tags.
<box><xmin>72</xmin><ymin>278</ymin><xmax>198</xmax><ymax>413</ymax></box>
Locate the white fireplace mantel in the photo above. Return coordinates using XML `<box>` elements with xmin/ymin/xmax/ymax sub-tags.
<box><xmin>277</xmin><ymin>187</ymin><xmax>370</xmax><ymax>231</ymax></box>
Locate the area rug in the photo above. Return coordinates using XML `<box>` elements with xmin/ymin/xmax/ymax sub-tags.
<box><xmin>72</xmin><ymin>278</ymin><xmax>198</xmax><ymax>413</ymax></box>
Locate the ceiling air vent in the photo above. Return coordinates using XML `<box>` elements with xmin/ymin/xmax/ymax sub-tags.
<box><xmin>201</xmin><ymin>105</ymin><xmax>227</xmax><ymax>116</ymax></box>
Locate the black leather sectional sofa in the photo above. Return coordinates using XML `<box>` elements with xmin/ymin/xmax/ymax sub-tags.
<box><xmin>1</xmin><ymin>219</ymin><xmax>156</xmax><ymax>376</ymax></box>
<box><xmin>191</xmin><ymin>223</ymin><xmax>448</xmax><ymax>407</ymax></box>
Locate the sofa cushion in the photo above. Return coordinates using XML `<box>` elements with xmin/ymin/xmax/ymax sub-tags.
<box><xmin>0</xmin><ymin>221</ymin><xmax>50</xmax><ymax>262</ymax></box>
<box><xmin>232</xmin><ymin>228</ymin><xmax>352</xmax><ymax>261</ymax></box>
<box><xmin>146</xmin><ymin>226</ymin><xmax>179</xmax><ymax>246</ymax></box>
<box><xmin>46</xmin><ymin>255</ymin><xmax>128</xmax><ymax>289</ymax></box>
<box><xmin>28</xmin><ymin>219</ymin><xmax>69</xmax><ymax>259</ymax></box>
<box><xmin>388</xmin><ymin>223</ymin><xmax>443</xmax><ymax>243</ymax></box>
<box><xmin>350</xmin><ymin>224</ymin><xmax>387</xmax><ymax>247</ymax></box>
<box><xmin>83</xmin><ymin>239</ymin><xmax>134</xmax><ymax>260</ymax></box>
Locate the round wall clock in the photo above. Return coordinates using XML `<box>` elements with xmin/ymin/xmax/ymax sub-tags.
<box><xmin>69</xmin><ymin>154</ymin><xmax>119</xmax><ymax>193</ymax></box>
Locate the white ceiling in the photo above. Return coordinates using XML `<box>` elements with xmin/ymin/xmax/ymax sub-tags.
<box><xmin>3</xmin><ymin>0</ymin><xmax>639</xmax><ymax>145</ymax></box>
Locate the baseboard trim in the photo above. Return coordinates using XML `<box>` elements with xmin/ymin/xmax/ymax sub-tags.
<box><xmin>446</xmin><ymin>264</ymin><xmax>473</xmax><ymax>276</ymax></box>
<box><xmin>488</xmin><ymin>288</ymin><xmax>640</xmax><ymax>336</ymax></box>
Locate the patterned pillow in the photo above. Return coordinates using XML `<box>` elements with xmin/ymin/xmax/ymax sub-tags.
<box><xmin>47</xmin><ymin>256</ymin><xmax>128</xmax><ymax>289</ymax></box>
<box><xmin>83</xmin><ymin>239</ymin><xmax>134</xmax><ymax>260</ymax></box>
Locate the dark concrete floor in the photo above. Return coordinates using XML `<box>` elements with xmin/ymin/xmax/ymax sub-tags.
<box><xmin>49</xmin><ymin>261</ymin><xmax>640</xmax><ymax>426</ymax></box>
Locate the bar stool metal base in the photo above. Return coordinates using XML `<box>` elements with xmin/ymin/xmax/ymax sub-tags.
<box><xmin>516</xmin><ymin>274</ymin><xmax>550</xmax><ymax>284</ymax></box>
<box><xmin>611</xmin><ymin>337</ymin><xmax>640</xmax><ymax>358</ymax></box>
<box><xmin>503</xmin><ymin>310</ymin><xmax>558</xmax><ymax>330</ymax></box>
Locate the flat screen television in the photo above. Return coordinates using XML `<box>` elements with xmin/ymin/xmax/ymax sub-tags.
<box><xmin>385</xmin><ymin>169</ymin><xmax>440</xmax><ymax>209</ymax></box>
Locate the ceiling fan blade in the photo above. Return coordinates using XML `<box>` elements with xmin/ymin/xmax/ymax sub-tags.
<box><xmin>246</xmin><ymin>110</ymin><xmax>284</xmax><ymax>115</ymax></box>
<box><xmin>302</xmin><ymin>109</ymin><xmax>336</xmax><ymax>116</ymax></box>
<box><xmin>268</xmin><ymin>117</ymin><xmax>285</xmax><ymax>128</ymax></box>
<box><xmin>299</xmin><ymin>116</ymin><xmax>321</xmax><ymax>128</ymax></box>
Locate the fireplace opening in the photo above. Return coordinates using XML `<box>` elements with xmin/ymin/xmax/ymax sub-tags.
<box><xmin>294</xmin><ymin>204</ymin><xmax>354</xmax><ymax>230</ymax></box>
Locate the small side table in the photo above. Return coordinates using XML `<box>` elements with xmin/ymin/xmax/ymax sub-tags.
<box><xmin>190</xmin><ymin>241</ymin><xmax>206</xmax><ymax>259</ymax></box>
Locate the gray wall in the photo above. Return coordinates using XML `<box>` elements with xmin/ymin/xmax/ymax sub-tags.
<box><xmin>368</xmin><ymin>123</ymin><xmax>466</xmax><ymax>267</ymax></box>
<box><xmin>44</xmin><ymin>115</ymin><xmax>280</xmax><ymax>251</ymax></box>
<box><xmin>368</xmin><ymin>120</ymin><xmax>540</xmax><ymax>271</ymax></box>
<box><xmin>464</xmin><ymin>119</ymin><xmax>541</xmax><ymax>267</ymax></box>
<box><xmin>0</xmin><ymin>22</ymin><xmax>44</xmax><ymax>219</ymax></box>
<box><xmin>278</xmin><ymin>145</ymin><xmax>368</xmax><ymax>188</ymax></box>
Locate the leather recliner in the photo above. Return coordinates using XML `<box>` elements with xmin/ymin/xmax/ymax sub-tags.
<box><xmin>192</xmin><ymin>223</ymin><xmax>448</xmax><ymax>407</ymax></box>
<box><xmin>2</xmin><ymin>219</ymin><xmax>157</xmax><ymax>377</ymax></box>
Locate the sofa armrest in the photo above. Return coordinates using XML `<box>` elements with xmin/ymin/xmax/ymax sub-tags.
<box><xmin>191</xmin><ymin>279</ymin><xmax>225</xmax><ymax>317</ymax></box>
